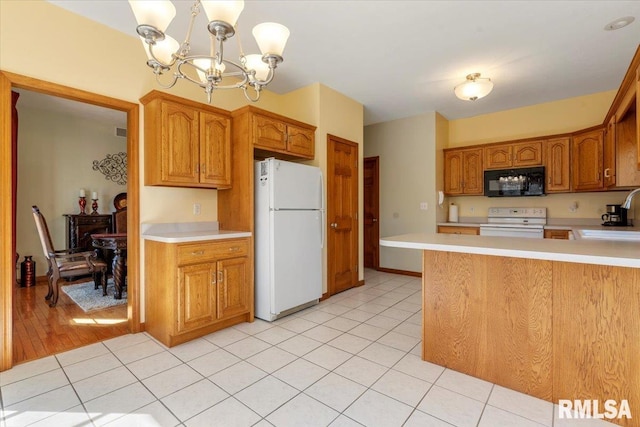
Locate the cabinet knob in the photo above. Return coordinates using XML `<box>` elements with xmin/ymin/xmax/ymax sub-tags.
<box><xmin>228</xmin><ymin>246</ymin><xmax>240</xmax><ymax>252</ymax></box>
<box><xmin>191</xmin><ymin>250</ymin><xmax>204</xmax><ymax>255</ymax></box>
<box><xmin>330</xmin><ymin>222</ymin><xmax>338</xmax><ymax>229</ymax></box>
<box><xmin>211</xmin><ymin>273</ymin><xmax>216</xmax><ymax>285</ymax></box>
<box><xmin>218</xmin><ymin>271</ymin><xmax>224</xmax><ymax>283</ymax></box>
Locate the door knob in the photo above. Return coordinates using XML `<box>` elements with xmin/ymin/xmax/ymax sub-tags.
<box><xmin>372</xmin><ymin>218</ymin><xmax>377</xmax><ymax>222</ymax></box>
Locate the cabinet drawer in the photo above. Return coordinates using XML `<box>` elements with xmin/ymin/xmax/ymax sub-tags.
<box><xmin>178</xmin><ymin>239</ymin><xmax>249</xmax><ymax>265</ymax></box>
<box><xmin>438</xmin><ymin>225</ymin><xmax>479</xmax><ymax>235</ymax></box>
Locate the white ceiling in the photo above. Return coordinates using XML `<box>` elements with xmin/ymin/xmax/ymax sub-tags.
<box><xmin>48</xmin><ymin>0</ymin><xmax>640</xmax><ymax>126</ymax></box>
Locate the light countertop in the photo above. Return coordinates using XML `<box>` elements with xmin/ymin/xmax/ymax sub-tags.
<box><xmin>141</xmin><ymin>221</ymin><xmax>251</xmax><ymax>243</ymax></box>
<box><xmin>380</xmin><ymin>233</ymin><xmax>640</xmax><ymax>268</ymax></box>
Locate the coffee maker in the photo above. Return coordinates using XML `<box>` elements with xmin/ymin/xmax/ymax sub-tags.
<box><xmin>601</xmin><ymin>204</ymin><xmax>628</xmax><ymax>226</ymax></box>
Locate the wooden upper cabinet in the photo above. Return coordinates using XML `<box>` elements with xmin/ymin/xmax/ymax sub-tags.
<box><xmin>161</xmin><ymin>102</ymin><xmax>200</xmax><ymax>184</ymax></box>
<box><xmin>286</xmin><ymin>124</ymin><xmax>315</xmax><ymax>157</ymax></box>
<box><xmin>485</xmin><ymin>141</ymin><xmax>543</xmax><ymax>169</ymax></box>
<box><xmin>513</xmin><ymin>141</ymin><xmax>543</xmax><ymax>166</ymax></box>
<box><xmin>141</xmin><ymin>90</ymin><xmax>232</xmax><ymax>189</ymax></box>
<box><xmin>444</xmin><ymin>148</ymin><xmax>483</xmax><ymax>195</ymax></box>
<box><xmin>250</xmin><ymin>109</ymin><xmax>316</xmax><ymax>159</ymax></box>
<box><xmin>572</xmin><ymin>128</ymin><xmax>605</xmax><ymax>191</ymax></box>
<box><xmin>200</xmin><ymin>112</ymin><xmax>232</xmax><ymax>186</ymax></box>
<box><xmin>484</xmin><ymin>145</ymin><xmax>512</xmax><ymax>169</ymax></box>
<box><xmin>544</xmin><ymin>137</ymin><xmax>571</xmax><ymax>193</ymax></box>
<box><xmin>254</xmin><ymin>114</ymin><xmax>287</xmax><ymax>151</ymax></box>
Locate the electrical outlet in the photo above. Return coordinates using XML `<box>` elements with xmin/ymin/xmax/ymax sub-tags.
<box><xmin>420</xmin><ymin>202</ymin><xmax>428</xmax><ymax>210</ymax></box>
<box><xmin>193</xmin><ymin>203</ymin><xmax>201</xmax><ymax>215</ymax></box>
<box><xmin>470</xmin><ymin>207</ymin><xmax>475</xmax><ymax>213</ymax></box>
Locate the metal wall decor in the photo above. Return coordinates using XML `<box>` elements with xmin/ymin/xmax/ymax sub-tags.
<box><xmin>93</xmin><ymin>152</ymin><xmax>127</xmax><ymax>185</ymax></box>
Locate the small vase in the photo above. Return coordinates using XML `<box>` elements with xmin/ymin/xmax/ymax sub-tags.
<box><xmin>20</xmin><ymin>255</ymin><xmax>36</xmax><ymax>288</ymax></box>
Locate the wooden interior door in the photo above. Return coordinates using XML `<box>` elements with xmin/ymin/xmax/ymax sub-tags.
<box><xmin>363</xmin><ymin>157</ymin><xmax>379</xmax><ymax>269</ymax></box>
<box><xmin>327</xmin><ymin>135</ymin><xmax>359</xmax><ymax>295</ymax></box>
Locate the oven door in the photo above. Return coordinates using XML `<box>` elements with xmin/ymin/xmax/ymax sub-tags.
<box><xmin>479</xmin><ymin>225</ymin><xmax>544</xmax><ymax>239</ymax></box>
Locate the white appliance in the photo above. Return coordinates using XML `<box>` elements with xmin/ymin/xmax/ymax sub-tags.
<box><xmin>479</xmin><ymin>207</ymin><xmax>546</xmax><ymax>238</ymax></box>
<box><xmin>255</xmin><ymin>158</ymin><xmax>324</xmax><ymax>321</ymax></box>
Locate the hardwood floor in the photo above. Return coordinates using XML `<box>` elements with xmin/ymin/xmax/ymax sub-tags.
<box><xmin>12</xmin><ymin>277</ymin><xmax>129</xmax><ymax>365</ymax></box>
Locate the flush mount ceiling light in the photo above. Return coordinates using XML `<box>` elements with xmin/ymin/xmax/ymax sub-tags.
<box><xmin>454</xmin><ymin>73</ymin><xmax>494</xmax><ymax>101</ymax></box>
<box><xmin>604</xmin><ymin>16</ymin><xmax>635</xmax><ymax>31</ymax></box>
<box><xmin>129</xmin><ymin>0</ymin><xmax>289</xmax><ymax>103</ymax></box>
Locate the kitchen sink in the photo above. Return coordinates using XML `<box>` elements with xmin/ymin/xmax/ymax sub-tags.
<box><xmin>574</xmin><ymin>229</ymin><xmax>640</xmax><ymax>241</ymax></box>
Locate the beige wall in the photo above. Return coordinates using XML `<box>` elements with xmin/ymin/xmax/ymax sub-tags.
<box><xmin>364</xmin><ymin>112</ymin><xmax>439</xmax><ymax>273</ymax></box>
<box><xmin>316</xmin><ymin>84</ymin><xmax>365</xmax><ymax>287</ymax></box>
<box><xmin>449</xmin><ymin>91</ymin><xmax>616</xmax><ymax>147</ymax></box>
<box><xmin>447</xmin><ymin>89</ymin><xmax>635</xmax><ymax>221</ymax></box>
<box><xmin>16</xmin><ymin>104</ymin><xmax>127</xmax><ymax>276</ymax></box>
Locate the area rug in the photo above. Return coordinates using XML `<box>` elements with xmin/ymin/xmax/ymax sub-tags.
<box><xmin>61</xmin><ymin>279</ymin><xmax>127</xmax><ymax>312</ymax></box>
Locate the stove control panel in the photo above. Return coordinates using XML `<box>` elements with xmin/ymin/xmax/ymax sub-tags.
<box><xmin>487</xmin><ymin>207</ymin><xmax>547</xmax><ymax>219</ymax></box>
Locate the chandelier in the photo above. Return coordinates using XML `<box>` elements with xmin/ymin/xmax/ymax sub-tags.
<box><xmin>454</xmin><ymin>73</ymin><xmax>494</xmax><ymax>101</ymax></box>
<box><xmin>129</xmin><ymin>0</ymin><xmax>290</xmax><ymax>103</ymax></box>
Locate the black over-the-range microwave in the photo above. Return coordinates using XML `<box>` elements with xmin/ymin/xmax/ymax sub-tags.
<box><xmin>484</xmin><ymin>166</ymin><xmax>545</xmax><ymax>197</ymax></box>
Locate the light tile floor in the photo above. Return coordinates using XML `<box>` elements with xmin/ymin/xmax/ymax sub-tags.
<box><xmin>0</xmin><ymin>269</ymin><xmax>619</xmax><ymax>427</ymax></box>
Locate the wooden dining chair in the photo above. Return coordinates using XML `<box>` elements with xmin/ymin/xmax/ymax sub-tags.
<box><xmin>31</xmin><ymin>205</ymin><xmax>107</xmax><ymax>307</ymax></box>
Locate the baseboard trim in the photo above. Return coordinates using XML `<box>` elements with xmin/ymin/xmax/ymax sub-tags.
<box><xmin>377</xmin><ymin>267</ymin><xmax>422</xmax><ymax>278</ymax></box>
<box><xmin>320</xmin><ymin>292</ymin><xmax>330</xmax><ymax>301</ymax></box>
<box><xmin>357</xmin><ymin>279</ymin><xmax>365</xmax><ymax>287</ymax></box>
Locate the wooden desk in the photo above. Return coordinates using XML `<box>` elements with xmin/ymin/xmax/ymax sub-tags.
<box><xmin>91</xmin><ymin>233</ymin><xmax>127</xmax><ymax>299</ymax></box>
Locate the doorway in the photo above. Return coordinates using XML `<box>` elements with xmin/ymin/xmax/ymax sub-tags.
<box><xmin>363</xmin><ymin>157</ymin><xmax>380</xmax><ymax>270</ymax></box>
<box><xmin>326</xmin><ymin>135</ymin><xmax>359</xmax><ymax>296</ymax></box>
<box><xmin>0</xmin><ymin>71</ymin><xmax>141</xmax><ymax>371</ymax></box>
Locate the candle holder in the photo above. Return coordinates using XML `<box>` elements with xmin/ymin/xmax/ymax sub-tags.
<box><xmin>91</xmin><ymin>198</ymin><xmax>99</xmax><ymax>215</ymax></box>
<box><xmin>78</xmin><ymin>196</ymin><xmax>87</xmax><ymax>215</ymax></box>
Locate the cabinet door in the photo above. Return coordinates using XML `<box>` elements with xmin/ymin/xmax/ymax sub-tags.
<box><xmin>286</xmin><ymin>124</ymin><xmax>315</xmax><ymax>158</ymax></box>
<box><xmin>512</xmin><ymin>141</ymin><xmax>543</xmax><ymax>167</ymax></box>
<box><xmin>200</xmin><ymin>111</ymin><xmax>231</xmax><ymax>187</ymax></box>
<box><xmin>462</xmin><ymin>149</ymin><xmax>484</xmax><ymax>194</ymax></box>
<box><xmin>484</xmin><ymin>145</ymin><xmax>512</xmax><ymax>169</ymax></box>
<box><xmin>217</xmin><ymin>257</ymin><xmax>249</xmax><ymax>319</ymax></box>
<box><xmin>604</xmin><ymin>117</ymin><xmax>616</xmax><ymax>187</ymax></box>
<box><xmin>615</xmin><ymin>99</ymin><xmax>640</xmax><ymax>187</ymax></box>
<box><xmin>572</xmin><ymin>129</ymin><xmax>604</xmax><ymax>191</ymax></box>
<box><xmin>178</xmin><ymin>263</ymin><xmax>217</xmax><ymax>332</ymax></box>
<box><xmin>443</xmin><ymin>150</ymin><xmax>463</xmax><ymax>195</ymax></box>
<box><xmin>162</xmin><ymin>101</ymin><xmax>200</xmax><ymax>184</ymax></box>
<box><xmin>545</xmin><ymin>138</ymin><xmax>571</xmax><ymax>193</ymax></box>
<box><xmin>254</xmin><ymin>115</ymin><xmax>287</xmax><ymax>151</ymax></box>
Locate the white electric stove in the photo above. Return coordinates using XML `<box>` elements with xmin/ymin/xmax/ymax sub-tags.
<box><xmin>479</xmin><ymin>207</ymin><xmax>547</xmax><ymax>239</ymax></box>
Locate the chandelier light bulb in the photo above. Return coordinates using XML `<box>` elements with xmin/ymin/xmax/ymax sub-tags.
<box><xmin>454</xmin><ymin>73</ymin><xmax>494</xmax><ymax>101</ymax></box>
<box><xmin>201</xmin><ymin>0</ymin><xmax>245</xmax><ymax>26</ymax></box>
<box><xmin>253</xmin><ymin>22</ymin><xmax>290</xmax><ymax>57</ymax></box>
<box><xmin>129</xmin><ymin>0</ymin><xmax>176</xmax><ymax>33</ymax></box>
<box><xmin>140</xmin><ymin>35</ymin><xmax>179</xmax><ymax>64</ymax></box>
<box><xmin>244</xmin><ymin>54</ymin><xmax>270</xmax><ymax>81</ymax></box>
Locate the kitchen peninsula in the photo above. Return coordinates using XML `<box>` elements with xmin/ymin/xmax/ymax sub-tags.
<box><xmin>381</xmin><ymin>233</ymin><xmax>640</xmax><ymax>426</ymax></box>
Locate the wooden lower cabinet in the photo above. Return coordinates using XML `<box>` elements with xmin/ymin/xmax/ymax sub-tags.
<box><xmin>422</xmin><ymin>250</ymin><xmax>640</xmax><ymax>426</ymax></box>
<box><xmin>437</xmin><ymin>225</ymin><xmax>479</xmax><ymax>235</ymax></box>
<box><xmin>543</xmin><ymin>229</ymin><xmax>570</xmax><ymax>239</ymax></box>
<box><xmin>145</xmin><ymin>238</ymin><xmax>252</xmax><ymax>347</ymax></box>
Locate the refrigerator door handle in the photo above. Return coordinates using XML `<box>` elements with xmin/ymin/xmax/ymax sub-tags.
<box><xmin>320</xmin><ymin>174</ymin><xmax>325</xmax><ymax>248</ymax></box>
<box><xmin>320</xmin><ymin>210</ymin><xmax>325</xmax><ymax>249</ymax></box>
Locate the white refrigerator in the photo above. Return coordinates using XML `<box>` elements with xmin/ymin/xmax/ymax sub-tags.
<box><xmin>255</xmin><ymin>158</ymin><xmax>324</xmax><ymax>321</ymax></box>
